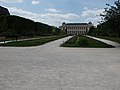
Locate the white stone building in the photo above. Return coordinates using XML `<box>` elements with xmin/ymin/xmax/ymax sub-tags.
<box><xmin>62</xmin><ymin>22</ymin><xmax>92</xmax><ymax>35</ymax></box>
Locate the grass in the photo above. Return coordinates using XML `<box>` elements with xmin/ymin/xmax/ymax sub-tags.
<box><xmin>98</xmin><ymin>36</ymin><xmax>120</xmax><ymax>44</ymax></box>
<box><xmin>61</xmin><ymin>35</ymin><xmax>114</xmax><ymax>48</ymax></box>
<box><xmin>0</xmin><ymin>37</ymin><xmax>13</xmax><ymax>42</ymax></box>
<box><xmin>0</xmin><ymin>35</ymin><xmax>67</xmax><ymax>47</ymax></box>
<box><xmin>0</xmin><ymin>36</ymin><xmax>56</xmax><ymax>42</ymax></box>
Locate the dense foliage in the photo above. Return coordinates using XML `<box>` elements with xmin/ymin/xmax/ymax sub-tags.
<box><xmin>0</xmin><ymin>6</ymin><xmax>10</xmax><ymax>15</ymax></box>
<box><xmin>88</xmin><ymin>0</ymin><xmax>120</xmax><ymax>37</ymax></box>
<box><xmin>0</xmin><ymin>15</ymin><xmax>62</xmax><ymax>39</ymax></box>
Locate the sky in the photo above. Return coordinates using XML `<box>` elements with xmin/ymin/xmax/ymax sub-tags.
<box><xmin>0</xmin><ymin>0</ymin><xmax>114</xmax><ymax>27</ymax></box>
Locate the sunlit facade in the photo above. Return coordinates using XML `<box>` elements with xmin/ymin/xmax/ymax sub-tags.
<box><xmin>62</xmin><ymin>22</ymin><xmax>92</xmax><ymax>35</ymax></box>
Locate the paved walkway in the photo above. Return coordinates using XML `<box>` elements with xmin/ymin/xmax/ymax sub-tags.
<box><xmin>86</xmin><ymin>35</ymin><xmax>120</xmax><ymax>48</ymax></box>
<box><xmin>0</xmin><ymin>36</ymin><xmax>120</xmax><ymax>90</ymax></box>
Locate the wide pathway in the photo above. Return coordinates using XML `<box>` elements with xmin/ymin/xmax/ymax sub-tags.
<box><xmin>0</xmin><ymin>36</ymin><xmax>120</xmax><ymax>90</ymax></box>
<box><xmin>86</xmin><ymin>35</ymin><xmax>120</xmax><ymax>48</ymax></box>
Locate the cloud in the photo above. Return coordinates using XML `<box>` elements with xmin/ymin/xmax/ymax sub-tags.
<box><xmin>0</xmin><ymin>0</ymin><xmax>23</xmax><ymax>3</ymax></box>
<box><xmin>81</xmin><ymin>8</ymin><xmax>104</xmax><ymax>17</ymax></box>
<box><xmin>83</xmin><ymin>7</ymin><xmax>88</xmax><ymax>10</ymax></box>
<box><xmin>85</xmin><ymin>17</ymin><xmax>101</xmax><ymax>23</ymax></box>
<box><xmin>7</xmin><ymin>7</ymin><xmax>79</xmax><ymax>26</ymax></box>
<box><xmin>81</xmin><ymin>8</ymin><xmax>104</xmax><ymax>25</ymax></box>
<box><xmin>45</xmin><ymin>8</ymin><xmax>61</xmax><ymax>13</ymax></box>
<box><xmin>31</xmin><ymin>1</ymin><xmax>39</xmax><ymax>5</ymax></box>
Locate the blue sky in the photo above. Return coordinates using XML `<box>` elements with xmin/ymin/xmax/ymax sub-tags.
<box><xmin>0</xmin><ymin>0</ymin><xmax>114</xmax><ymax>27</ymax></box>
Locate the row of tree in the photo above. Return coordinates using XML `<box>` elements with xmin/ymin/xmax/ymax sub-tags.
<box><xmin>88</xmin><ymin>0</ymin><xmax>120</xmax><ymax>37</ymax></box>
<box><xmin>0</xmin><ymin>15</ymin><xmax>62</xmax><ymax>39</ymax></box>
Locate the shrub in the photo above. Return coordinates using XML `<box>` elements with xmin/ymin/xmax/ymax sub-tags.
<box><xmin>78</xmin><ymin>38</ymin><xmax>89</xmax><ymax>46</ymax></box>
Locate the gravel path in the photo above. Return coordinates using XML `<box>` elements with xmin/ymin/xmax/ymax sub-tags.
<box><xmin>0</xmin><ymin>36</ymin><xmax>120</xmax><ymax>90</ymax></box>
<box><xmin>86</xmin><ymin>35</ymin><xmax>120</xmax><ymax>48</ymax></box>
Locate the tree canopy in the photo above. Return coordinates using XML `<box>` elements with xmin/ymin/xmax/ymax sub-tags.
<box><xmin>0</xmin><ymin>15</ymin><xmax>62</xmax><ymax>39</ymax></box>
<box><xmin>99</xmin><ymin>0</ymin><xmax>120</xmax><ymax>37</ymax></box>
<box><xmin>88</xmin><ymin>0</ymin><xmax>120</xmax><ymax>37</ymax></box>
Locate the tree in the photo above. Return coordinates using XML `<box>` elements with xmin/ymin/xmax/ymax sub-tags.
<box><xmin>0</xmin><ymin>15</ymin><xmax>8</xmax><ymax>33</ymax></box>
<box><xmin>100</xmin><ymin>0</ymin><xmax>120</xmax><ymax>37</ymax></box>
<box><xmin>87</xmin><ymin>26</ymin><xmax>95</xmax><ymax>35</ymax></box>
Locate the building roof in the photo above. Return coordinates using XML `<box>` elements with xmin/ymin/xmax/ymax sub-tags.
<box><xmin>66</xmin><ymin>23</ymin><xmax>88</xmax><ymax>25</ymax></box>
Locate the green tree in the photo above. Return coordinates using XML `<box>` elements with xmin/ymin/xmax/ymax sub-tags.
<box><xmin>0</xmin><ymin>15</ymin><xmax>8</xmax><ymax>33</ymax></box>
<box><xmin>100</xmin><ymin>0</ymin><xmax>120</xmax><ymax>37</ymax></box>
<box><xmin>87</xmin><ymin>26</ymin><xmax>95</xmax><ymax>35</ymax></box>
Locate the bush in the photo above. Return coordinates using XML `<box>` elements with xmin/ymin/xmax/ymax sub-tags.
<box><xmin>78</xmin><ymin>38</ymin><xmax>89</xmax><ymax>46</ymax></box>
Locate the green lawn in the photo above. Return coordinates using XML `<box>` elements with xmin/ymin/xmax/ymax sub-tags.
<box><xmin>0</xmin><ymin>36</ymin><xmax>57</xmax><ymax>42</ymax></box>
<box><xmin>0</xmin><ymin>37</ymin><xmax>13</xmax><ymax>42</ymax></box>
<box><xmin>98</xmin><ymin>36</ymin><xmax>120</xmax><ymax>44</ymax></box>
<box><xmin>0</xmin><ymin>35</ymin><xmax>67</xmax><ymax>47</ymax></box>
<box><xmin>61</xmin><ymin>35</ymin><xmax>114</xmax><ymax>48</ymax></box>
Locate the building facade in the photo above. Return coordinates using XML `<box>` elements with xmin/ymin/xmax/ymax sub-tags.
<box><xmin>62</xmin><ymin>22</ymin><xmax>92</xmax><ymax>35</ymax></box>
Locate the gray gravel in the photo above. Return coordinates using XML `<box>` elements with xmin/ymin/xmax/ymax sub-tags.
<box><xmin>0</xmin><ymin>36</ymin><xmax>120</xmax><ymax>90</ymax></box>
<box><xmin>86</xmin><ymin>35</ymin><xmax>120</xmax><ymax>48</ymax></box>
